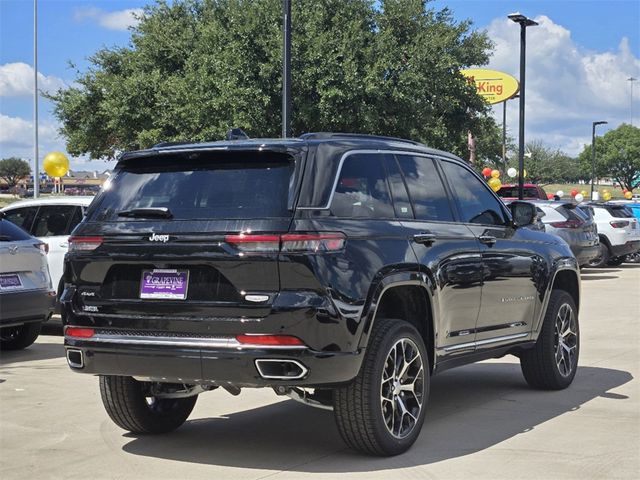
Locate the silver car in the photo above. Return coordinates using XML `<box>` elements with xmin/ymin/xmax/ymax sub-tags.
<box><xmin>0</xmin><ymin>215</ymin><xmax>55</xmax><ymax>350</ymax></box>
<box><xmin>532</xmin><ymin>201</ymin><xmax>600</xmax><ymax>267</ymax></box>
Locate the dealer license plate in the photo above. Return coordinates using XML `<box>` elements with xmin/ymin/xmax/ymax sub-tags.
<box><xmin>140</xmin><ymin>269</ymin><xmax>189</xmax><ymax>300</ymax></box>
<box><xmin>0</xmin><ymin>274</ymin><xmax>23</xmax><ymax>290</ymax></box>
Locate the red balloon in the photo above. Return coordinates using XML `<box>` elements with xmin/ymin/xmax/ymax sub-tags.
<box><xmin>570</xmin><ymin>189</ymin><xmax>578</xmax><ymax>197</ymax></box>
<box><xmin>547</xmin><ymin>193</ymin><xmax>555</xmax><ymax>200</ymax></box>
<box><xmin>482</xmin><ymin>167</ymin><xmax>492</xmax><ymax>177</ymax></box>
<box><xmin>623</xmin><ymin>188</ymin><xmax>629</xmax><ymax>193</ymax></box>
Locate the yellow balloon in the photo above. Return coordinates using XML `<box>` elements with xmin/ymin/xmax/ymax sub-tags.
<box><xmin>490</xmin><ymin>169</ymin><xmax>500</xmax><ymax>179</ymax></box>
<box><xmin>488</xmin><ymin>177</ymin><xmax>502</xmax><ymax>192</ymax></box>
<box><xmin>43</xmin><ymin>151</ymin><xmax>70</xmax><ymax>178</ymax></box>
<box><xmin>580</xmin><ymin>190</ymin><xmax>588</xmax><ymax>197</ymax></box>
<box><xmin>624</xmin><ymin>191</ymin><xmax>633</xmax><ymax>199</ymax></box>
<box><xmin>522</xmin><ymin>169</ymin><xmax>527</xmax><ymax>178</ymax></box>
<box><xmin>602</xmin><ymin>192</ymin><xmax>612</xmax><ymax>201</ymax></box>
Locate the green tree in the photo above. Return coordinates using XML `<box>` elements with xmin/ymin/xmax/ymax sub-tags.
<box><xmin>0</xmin><ymin>158</ymin><xmax>31</xmax><ymax>187</ymax></box>
<box><xmin>48</xmin><ymin>0</ymin><xmax>500</xmax><ymax>160</ymax></box>
<box><xmin>578</xmin><ymin>124</ymin><xmax>640</xmax><ymax>191</ymax></box>
<box><xmin>505</xmin><ymin>140</ymin><xmax>580</xmax><ymax>184</ymax></box>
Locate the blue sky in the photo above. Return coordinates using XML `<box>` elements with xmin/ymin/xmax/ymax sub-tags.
<box><xmin>1</xmin><ymin>0</ymin><xmax>639</xmax><ymax>171</ymax></box>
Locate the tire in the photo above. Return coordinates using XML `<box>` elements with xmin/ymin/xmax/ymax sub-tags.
<box><xmin>520</xmin><ymin>290</ymin><xmax>579</xmax><ymax>390</ymax></box>
<box><xmin>0</xmin><ymin>321</ymin><xmax>42</xmax><ymax>350</ymax></box>
<box><xmin>333</xmin><ymin>318</ymin><xmax>429</xmax><ymax>456</ymax></box>
<box><xmin>99</xmin><ymin>376</ymin><xmax>197</xmax><ymax>434</ymax></box>
<box><xmin>587</xmin><ymin>242</ymin><xmax>610</xmax><ymax>268</ymax></box>
<box><xmin>607</xmin><ymin>256</ymin><xmax>624</xmax><ymax>266</ymax></box>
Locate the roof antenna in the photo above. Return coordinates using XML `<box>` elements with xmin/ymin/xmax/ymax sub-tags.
<box><xmin>225</xmin><ymin>128</ymin><xmax>249</xmax><ymax>141</ymax></box>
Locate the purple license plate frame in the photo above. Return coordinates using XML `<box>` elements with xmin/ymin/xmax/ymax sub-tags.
<box><xmin>0</xmin><ymin>273</ymin><xmax>23</xmax><ymax>290</ymax></box>
<box><xmin>140</xmin><ymin>269</ymin><xmax>189</xmax><ymax>300</ymax></box>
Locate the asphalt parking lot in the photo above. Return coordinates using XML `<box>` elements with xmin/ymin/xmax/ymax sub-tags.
<box><xmin>1</xmin><ymin>265</ymin><xmax>638</xmax><ymax>480</ymax></box>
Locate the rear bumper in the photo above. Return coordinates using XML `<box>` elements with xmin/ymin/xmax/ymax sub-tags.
<box><xmin>0</xmin><ymin>289</ymin><xmax>55</xmax><ymax>327</ymax></box>
<box><xmin>611</xmin><ymin>240</ymin><xmax>640</xmax><ymax>258</ymax></box>
<box><xmin>574</xmin><ymin>244</ymin><xmax>601</xmax><ymax>266</ymax></box>
<box><xmin>64</xmin><ymin>335</ymin><xmax>363</xmax><ymax>387</ymax></box>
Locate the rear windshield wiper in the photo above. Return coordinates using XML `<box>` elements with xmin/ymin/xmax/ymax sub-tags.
<box><xmin>117</xmin><ymin>207</ymin><xmax>173</xmax><ymax>219</ymax></box>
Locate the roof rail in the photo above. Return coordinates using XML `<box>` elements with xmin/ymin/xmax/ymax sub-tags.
<box><xmin>152</xmin><ymin>140</ymin><xmax>195</xmax><ymax>148</ymax></box>
<box><xmin>299</xmin><ymin>132</ymin><xmax>422</xmax><ymax>146</ymax></box>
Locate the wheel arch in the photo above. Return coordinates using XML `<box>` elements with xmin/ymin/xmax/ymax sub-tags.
<box><xmin>358</xmin><ymin>273</ymin><xmax>437</xmax><ymax>373</ymax></box>
<box><xmin>533</xmin><ymin>265</ymin><xmax>580</xmax><ymax>336</ymax></box>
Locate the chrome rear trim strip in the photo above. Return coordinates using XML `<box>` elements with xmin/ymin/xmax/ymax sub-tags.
<box><xmin>65</xmin><ymin>333</ymin><xmax>307</xmax><ymax>350</ymax></box>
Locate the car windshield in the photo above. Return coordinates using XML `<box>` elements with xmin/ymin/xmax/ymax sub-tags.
<box><xmin>91</xmin><ymin>153</ymin><xmax>295</xmax><ymax>221</ymax></box>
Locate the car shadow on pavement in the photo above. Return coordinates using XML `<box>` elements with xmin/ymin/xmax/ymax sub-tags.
<box><xmin>121</xmin><ymin>362</ymin><xmax>632</xmax><ymax>472</ymax></box>
<box><xmin>0</xmin><ymin>339</ymin><xmax>64</xmax><ymax>365</ymax></box>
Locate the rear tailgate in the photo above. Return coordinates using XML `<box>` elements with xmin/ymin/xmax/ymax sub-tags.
<box><xmin>0</xmin><ymin>239</ymin><xmax>50</xmax><ymax>291</ymax></box>
<box><xmin>65</xmin><ymin>150</ymin><xmax>300</xmax><ymax>333</ymax></box>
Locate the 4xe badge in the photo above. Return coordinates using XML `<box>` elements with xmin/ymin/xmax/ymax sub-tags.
<box><xmin>148</xmin><ymin>233</ymin><xmax>170</xmax><ymax>243</ymax></box>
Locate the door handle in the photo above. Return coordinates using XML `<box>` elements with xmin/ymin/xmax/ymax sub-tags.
<box><xmin>478</xmin><ymin>235</ymin><xmax>497</xmax><ymax>245</ymax></box>
<box><xmin>60</xmin><ymin>243</ymin><xmax>69</xmax><ymax>248</ymax></box>
<box><xmin>413</xmin><ymin>233</ymin><xmax>436</xmax><ymax>245</ymax></box>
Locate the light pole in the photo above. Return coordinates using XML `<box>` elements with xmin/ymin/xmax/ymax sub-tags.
<box><xmin>282</xmin><ymin>0</ymin><xmax>291</xmax><ymax>138</ymax></box>
<box><xmin>591</xmin><ymin>121</ymin><xmax>607</xmax><ymax>200</ymax></box>
<box><xmin>628</xmin><ymin>77</ymin><xmax>637</xmax><ymax>126</ymax></box>
<box><xmin>33</xmin><ymin>0</ymin><xmax>39</xmax><ymax>198</ymax></box>
<box><xmin>508</xmin><ymin>12</ymin><xmax>538</xmax><ymax>200</ymax></box>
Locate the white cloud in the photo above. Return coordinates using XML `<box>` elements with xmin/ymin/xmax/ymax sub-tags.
<box><xmin>74</xmin><ymin>7</ymin><xmax>143</xmax><ymax>31</ymax></box>
<box><xmin>0</xmin><ymin>63</ymin><xmax>66</xmax><ymax>97</ymax></box>
<box><xmin>484</xmin><ymin>15</ymin><xmax>640</xmax><ymax>155</ymax></box>
<box><xmin>0</xmin><ymin>113</ymin><xmax>102</xmax><ymax>172</ymax></box>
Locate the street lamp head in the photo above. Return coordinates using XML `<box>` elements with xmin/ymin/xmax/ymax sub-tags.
<box><xmin>508</xmin><ymin>12</ymin><xmax>539</xmax><ymax>27</ymax></box>
<box><xmin>593</xmin><ymin>121</ymin><xmax>608</xmax><ymax>126</ymax></box>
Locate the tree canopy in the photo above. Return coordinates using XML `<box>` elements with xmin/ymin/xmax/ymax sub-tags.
<box><xmin>506</xmin><ymin>140</ymin><xmax>580</xmax><ymax>184</ymax></box>
<box><xmin>48</xmin><ymin>0</ymin><xmax>500</xmax><ymax>161</ymax></box>
<box><xmin>0</xmin><ymin>158</ymin><xmax>31</xmax><ymax>187</ymax></box>
<box><xmin>578</xmin><ymin>124</ymin><xmax>640</xmax><ymax>191</ymax></box>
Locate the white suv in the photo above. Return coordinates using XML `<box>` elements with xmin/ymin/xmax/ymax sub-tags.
<box><xmin>1</xmin><ymin>197</ymin><xmax>94</xmax><ymax>300</ymax></box>
<box><xmin>581</xmin><ymin>203</ymin><xmax>640</xmax><ymax>267</ymax></box>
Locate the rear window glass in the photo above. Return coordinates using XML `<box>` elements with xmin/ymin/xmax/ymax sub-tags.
<box><xmin>0</xmin><ymin>219</ymin><xmax>32</xmax><ymax>241</ymax></box>
<box><xmin>497</xmin><ymin>186</ymin><xmax>541</xmax><ymax>198</ymax></box>
<box><xmin>93</xmin><ymin>154</ymin><xmax>294</xmax><ymax>221</ymax></box>
<box><xmin>606</xmin><ymin>206</ymin><xmax>633</xmax><ymax>218</ymax></box>
<box><xmin>555</xmin><ymin>205</ymin><xmax>584</xmax><ymax>222</ymax></box>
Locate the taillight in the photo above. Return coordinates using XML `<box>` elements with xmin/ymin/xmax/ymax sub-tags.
<box><xmin>35</xmin><ymin>242</ymin><xmax>49</xmax><ymax>254</ymax></box>
<box><xmin>68</xmin><ymin>236</ymin><xmax>103</xmax><ymax>252</ymax></box>
<box><xmin>224</xmin><ymin>234</ymin><xmax>281</xmax><ymax>253</ymax></box>
<box><xmin>225</xmin><ymin>232</ymin><xmax>345</xmax><ymax>253</ymax></box>
<box><xmin>610</xmin><ymin>221</ymin><xmax>630</xmax><ymax>228</ymax></box>
<box><xmin>235</xmin><ymin>334</ymin><xmax>305</xmax><ymax>347</ymax></box>
<box><xmin>281</xmin><ymin>233</ymin><xmax>346</xmax><ymax>252</ymax></box>
<box><xmin>549</xmin><ymin>220</ymin><xmax>582</xmax><ymax>229</ymax></box>
<box><xmin>65</xmin><ymin>327</ymin><xmax>95</xmax><ymax>338</ymax></box>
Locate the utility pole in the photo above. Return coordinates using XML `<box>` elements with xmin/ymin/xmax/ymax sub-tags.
<box><xmin>628</xmin><ymin>77</ymin><xmax>637</xmax><ymax>126</ymax></box>
<box><xmin>508</xmin><ymin>13</ymin><xmax>538</xmax><ymax>200</ymax></box>
<box><xmin>33</xmin><ymin>0</ymin><xmax>39</xmax><ymax>198</ymax></box>
<box><xmin>282</xmin><ymin>0</ymin><xmax>291</xmax><ymax>138</ymax></box>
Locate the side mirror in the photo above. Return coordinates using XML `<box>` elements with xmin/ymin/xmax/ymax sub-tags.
<box><xmin>509</xmin><ymin>201</ymin><xmax>536</xmax><ymax>227</ymax></box>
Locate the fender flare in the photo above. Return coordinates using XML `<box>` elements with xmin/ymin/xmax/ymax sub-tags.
<box><xmin>532</xmin><ymin>258</ymin><xmax>580</xmax><ymax>336</ymax></box>
<box><xmin>356</xmin><ymin>269</ymin><xmax>438</xmax><ymax>354</ymax></box>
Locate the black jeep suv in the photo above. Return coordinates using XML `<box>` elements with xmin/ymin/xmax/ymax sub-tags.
<box><xmin>63</xmin><ymin>133</ymin><xmax>580</xmax><ymax>456</ymax></box>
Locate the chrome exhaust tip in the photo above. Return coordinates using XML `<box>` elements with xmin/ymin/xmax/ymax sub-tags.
<box><xmin>255</xmin><ymin>359</ymin><xmax>308</xmax><ymax>380</ymax></box>
<box><xmin>66</xmin><ymin>349</ymin><xmax>84</xmax><ymax>369</ymax></box>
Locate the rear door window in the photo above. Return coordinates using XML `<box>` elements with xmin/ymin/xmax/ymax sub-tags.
<box><xmin>94</xmin><ymin>154</ymin><xmax>295</xmax><ymax>221</ymax></box>
<box><xmin>32</xmin><ymin>205</ymin><xmax>78</xmax><ymax>237</ymax></box>
<box><xmin>330</xmin><ymin>153</ymin><xmax>394</xmax><ymax>218</ymax></box>
<box><xmin>395</xmin><ymin>155</ymin><xmax>454</xmax><ymax>222</ymax></box>
<box><xmin>606</xmin><ymin>206</ymin><xmax>633</xmax><ymax>218</ymax></box>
